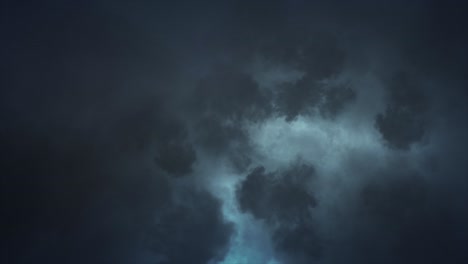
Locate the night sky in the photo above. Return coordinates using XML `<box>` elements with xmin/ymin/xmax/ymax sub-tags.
<box><xmin>1</xmin><ymin>1</ymin><xmax>468</xmax><ymax>263</ymax></box>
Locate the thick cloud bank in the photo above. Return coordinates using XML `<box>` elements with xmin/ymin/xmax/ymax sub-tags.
<box><xmin>1</xmin><ymin>1</ymin><xmax>467</xmax><ymax>264</ymax></box>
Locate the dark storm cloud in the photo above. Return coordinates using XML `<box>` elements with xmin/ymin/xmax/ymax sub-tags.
<box><xmin>375</xmin><ymin>71</ymin><xmax>428</xmax><ymax>150</ymax></box>
<box><xmin>212</xmin><ymin>1</ymin><xmax>467</xmax><ymax>263</ymax></box>
<box><xmin>190</xmin><ymin>65</ymin><xmax>272</xmax><ymax>122</ymax></box>
<box><xmin>193</xmin><ymin>117</ymin><xmax>252</xmax><ymax>172</ymax></box>
<box><xmin>237</xmin><ymin>164</ymin><xmax>317</xmax><ymax>223</ymax></box>
<box><xmin>1</xmin><ymin>2</ymin><xmax>232</xmax><ymax>263</ymax></box>
<box><xmin>186</xmin><ymin>64</ymin><xmax>270</xmax><ymax>170</ymax></box>
<box><xmin>2</xmin><ymin>0</ymin><xmax>468</xmax><ymax>263</ymax></box>
<box><xmin>276</xmin><ymin>75</ymin><xmax>324</xmax><ymax>121</ymax></box>
<box><xmin>260</xmin><ymin>31</ymin><xmax>354</xmax><ymax>121</ymax></box>
<box><xmin>319</xmin><ymin>83</ymin><xmax>356</xmax><ymax>118</ymax></box>
<box><xmin>182</xmin><ymin>0</ymin><xmax>354</xmax><ymax>123</ymax></box>
<box><xmin>276</xmin><ymin>77</ymin><xmax>356</xmax><ymax>121</ymax></box>
<box><xmin>236</xmin><ymin>163</ymin><xmax>321</xmax><ymax>262</ymax></box>
<box><xmin>146</xmin><ymin>189</ymin><xmax>233</xmax><ymax>264</ymax></box>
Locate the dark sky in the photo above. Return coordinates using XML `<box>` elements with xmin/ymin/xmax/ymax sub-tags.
<box><xmin>1</xmin><ymin>1</ymin><xmax>467</xmax><ymax>263</ymax></box>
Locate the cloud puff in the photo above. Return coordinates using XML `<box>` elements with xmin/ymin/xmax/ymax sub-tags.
<box><xmin>375</xmin><ymin>71</ymin><xmax>428</xmax><ymax>150</ymax></box>
<box><xmin>236</xmin><ymin>163</ymin><xmax>321</xmax><ymax>263</ymax></box>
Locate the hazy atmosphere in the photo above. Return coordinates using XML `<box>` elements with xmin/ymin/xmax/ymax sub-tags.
<box><xmin>1</xmin><ymin>1</ymin><xmax>467</xmax><ymax>263</ymax></box>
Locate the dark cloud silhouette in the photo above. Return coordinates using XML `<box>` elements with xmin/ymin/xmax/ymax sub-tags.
<box><xmin>276</xmin><ymin>77</ymin><xmax>356</xmax><ymax>121</ymax></box>
<box><xmin>191</xmin><ymin>116</ymin><xmax>252</xmax><ymax>173</ymax></box>
<box><xmin>236</xmin><ymin>163</ymin><xmax>321</xmax><ymax>262</ymax></box>
<box><xmin>186</xmin><ymin>65</ymin><xmax>268</xmax><ymax>170</ymax></box>
<box><xmin>190</xmin><ymin>65</ymin><xmax>272</xmax><ymax>122</ymax></box>
<box><xmin>320</xmin><ymin>83</ymin><xmax>357</xmax><ymax>118</ymax></box>
<box><xmin>236</xmin><ymin>167</ymin><xmax>272</xmax><ymax>220</ymax></box>
<box><xmin>376</xmin><ymin>72</ymin><xmax>427</xmax><ymax>149</ymax></box>
<box><xmin>267</xmin><ymin>32</ymin><xmax>351</xmax><ymax>121</ymax></box>
<box><xmin>276</xmin><ymin>76</ymin><xmax>324</xmax><ymax>121</ymax></box>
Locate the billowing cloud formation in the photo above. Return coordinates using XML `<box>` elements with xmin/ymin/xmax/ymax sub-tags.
<box><xmin>375</xmin><ymin>71</ymin><xmax>427</xmax><ymax>149</ymax></box>
<box><xmin>237</xmin><ymin>163</ymin><xmax>321</xmax><ymax>263</ymax></box>
<box><xmin>237</xmin><ymin>164</ymin><xmax>317</xmax><ymax>223</ymax></box>
<box><xmin>1</xmin><ymin>1</ymin><xmax>468</xmax><ymax>264</ymax></box>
